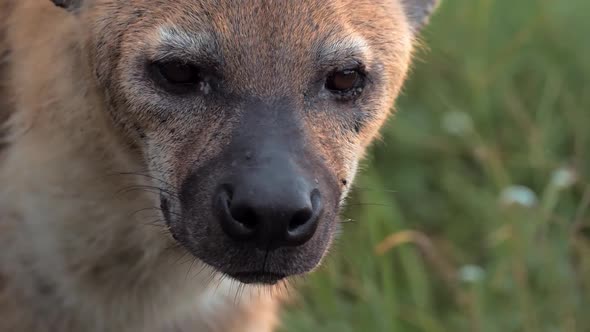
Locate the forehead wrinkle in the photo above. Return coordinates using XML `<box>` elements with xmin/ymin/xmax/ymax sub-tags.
<box><xmin>152</xmin><ymin>25</ymin><xmax>219</xmax><ymax>63</ymax></box>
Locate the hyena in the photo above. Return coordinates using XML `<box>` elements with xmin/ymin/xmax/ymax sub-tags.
<box><xmin>0</xmin><ymin>0</ymin><xmax>439</xmax><ymax>331</ymax></box>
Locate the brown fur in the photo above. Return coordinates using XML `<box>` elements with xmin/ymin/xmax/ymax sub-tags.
<box><xmin>0</xmin><ymin>0</ymin><xmax>12</xmax><ymax>153</ymax></box>
<box><xmin>0</xmin><ymin>0</ymin><xmax>438</xmax><ymax>330</ymax></box>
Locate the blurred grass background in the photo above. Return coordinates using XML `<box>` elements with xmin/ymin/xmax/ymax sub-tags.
<box><xmin>281</xmin><ymin>0</ymin><xmax>590</xmax><ymax>331</ymax></box>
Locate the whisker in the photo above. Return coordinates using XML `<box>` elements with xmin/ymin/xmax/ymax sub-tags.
<box><xmin>342</xmin><ymin>202</ymin><xmax>397</xmax><ymax>208</ymax></box>
<box><xmin>141</xmin><ymin>218</ymin><xmax>170</xmax><ymax>228</ymax></box>
<box><xmin>185</xmin><ymin>258</ymin><xmax>196</xmax><ymax>282</ymax></box>
<box><xmin>116</xmin><ymin>185</ymin><xmax>181</xmax><ymax>201</ymax></box>
<box><xmin>204</xmin><ymin>270</ymin><xmax>218</xmax><ymax>290</ymax></box>
<box><xmin>351</xmin><ymin>186</ymin><xmax>398</xmax><ymax>194</ymax></box>
<box><xmin>233</xmin><ymin>282</ymin><xmax>245</xmax><ymax>305</ymax></box>
<box><xmin>339</xmin><ymin>218</ymin><xmax>356</xmax><ymax>224</ymax></box>
<box><xmin>212</xmin><ymin>274</ymin><xmax>226</xmax><ymax>297</ymax></box>
<box><xmin>163</xmin><ymin>242</ymin><xmax>182</xmax><ymax>252</ymax></box>
<box><xmin>116</xmin><ymin>186</ymin><xmax>161</xmax><ymax>197</ymax></box>
<box><xmin>109</xmin><ymin>171</ymin><xmax>178</xmax><ymax>190</ymax></box>
<box><xmin>172</xmin><ymin>250</ymin><xmax>191</xmax><ymax>265</ymax></box>
<box><xmin>189</xmin><ymin>263</ymin><xmax>208</xmax><ymax>281</ymax></box>
<box><xmin>130</xmin><ymin>206</ymin><xmax>183</xmax><ymax>219</ymax></box>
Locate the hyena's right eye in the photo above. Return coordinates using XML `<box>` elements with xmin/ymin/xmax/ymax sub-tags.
<box><xmin>325</xmin><ymin>68</ymin><xmax>365</xmax><ymax>99</ymax></box>
<box><xmin>150</xmin><ymin>60</ymin><xmax>204</xmax><ymax>93</ymax></box>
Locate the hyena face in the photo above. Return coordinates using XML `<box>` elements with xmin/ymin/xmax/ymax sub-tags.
<box><xmin>55</xmin><ymin>0</ymin><xmax>437</xmax><ymax>284</ymax></box>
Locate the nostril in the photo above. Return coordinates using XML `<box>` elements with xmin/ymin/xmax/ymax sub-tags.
<box><xmin>288</xmin><ymin>208</ymin><xmax>313</xmax><ymax>232</ymax></box>
<box><xmin>220</xmin><ymin>184</ymin><xmax>234</xmax><ymax>201</ymax></box>
<box><xmin>230</xmin><ymin>206</ymin><xmax>258</xmax><ymax>230</ymax></box>
<box><xmin>310</xmin><ymin>189</ymin><xmax>322</xmax><ymax>215</ymax></box>
<box><xmin>216</xmin><ymin>185</ymin><xmax>256</xmax><ymax>241</ymax></box>
<box><xmin>284</xmin><ymin>189</ymin><xmax>322</xmax><ymax>246</ymax></box>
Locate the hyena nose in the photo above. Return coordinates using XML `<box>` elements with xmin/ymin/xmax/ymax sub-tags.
<box><xmin>215</xmin><ymin>181</ymin><xmax>322</xmax><ymax>249</ymax></box>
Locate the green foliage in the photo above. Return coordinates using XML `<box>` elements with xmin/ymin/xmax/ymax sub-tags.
<box><xmin>281</xmin><ymin>0</ymin><xmax>590</xmax><ymax>331</ymax></box>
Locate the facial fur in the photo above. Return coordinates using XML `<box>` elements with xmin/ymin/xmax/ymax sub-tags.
<box><xmin>74</xmin><ymin>0</ymin><xmax>421</xmax><ymax>284</ymax></box>
<box><xmin>0</xmin><ymin>0</ymin><xmax>438</xmax><ymax>330</ymax></box>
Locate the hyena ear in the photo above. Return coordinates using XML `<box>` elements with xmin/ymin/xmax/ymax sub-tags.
<box><xmin>400</xmin><ymin>0</ymin><xmax>441</xmax><ymax>33</ymax></box>
<box><xmin>51</xmin><ymin>0</ymin><xmax>83</xmax><ymax>11</ymax></box>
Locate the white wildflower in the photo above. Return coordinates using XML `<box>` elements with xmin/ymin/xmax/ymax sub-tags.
<box><xmin>500</xmin><ymin>185</ymin><xmax>538</xmax><ymax>208</ymax></box>
<box><xmin>550</xmin><ymin>166</ymin><xmax>577</xmax><ymax>190</ymax></box>
<box><xmin>441</xmin><ymin>111</ymin><xmax>473</xmax><ymax>136</ymax></box>
<box><xmin>459</xmin><ymin>265</ymin><xmax>485</xmax><ymax>283</ymax></box>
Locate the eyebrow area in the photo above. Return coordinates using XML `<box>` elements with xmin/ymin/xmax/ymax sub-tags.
<box><xmin>151</xmin><ymin>26</ymin><xmax>220</xmax><ymax>65</ymax></box>
<box><xmin>315</xmin><ymin>35</ymin><xmax>372</xmax><ymax>69</ymax></box>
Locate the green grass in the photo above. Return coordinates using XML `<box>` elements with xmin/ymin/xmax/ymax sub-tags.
<box><xmin>281</xmin><ymin>1</ymin><xmax>590</xmax><ymax>331</ymax></box>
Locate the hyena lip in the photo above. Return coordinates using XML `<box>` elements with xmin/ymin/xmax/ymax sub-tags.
<box><xmin>227</xmin><ymin>271</ymin><xmax>287</xmax><ymax>285</ymax></box>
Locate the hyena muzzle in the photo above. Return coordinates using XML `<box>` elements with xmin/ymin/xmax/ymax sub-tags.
<box><xmin>0</xmin><ymin>0</ymin><xmax>439</xmax><ymax>330</ymax></box>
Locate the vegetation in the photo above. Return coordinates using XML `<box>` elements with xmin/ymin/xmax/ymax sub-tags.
<box><xmin>281</xmin><ymin>0</ymin><xmax>590</xmax><ymax>331</ymax></box>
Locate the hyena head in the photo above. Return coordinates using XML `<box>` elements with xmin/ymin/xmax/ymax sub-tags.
<box><xmin>53</xmin><ymin>0</ymin><xmax>438</xmax><ymax>284</ymax></box>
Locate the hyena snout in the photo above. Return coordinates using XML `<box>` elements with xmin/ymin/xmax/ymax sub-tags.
<box><xmin>175</xmin><ymin>100</ymin><xmax>340</xmax><ymax>284</ymax></box>
<box><xmin>214</xmin><ymin>154</ymin><xmax>323</xmax><ymax>250</ymax></box>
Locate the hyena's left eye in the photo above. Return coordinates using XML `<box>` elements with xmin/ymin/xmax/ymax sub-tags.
<box><xmin>149</xmin><ymin>60</ymin><xmax>206</xmax><ymax>94</ymax></box>
<box><xmin>157</xmin><ymin>61</ymin><xmax>201</xmax><ymax>85</ymax></box>
<box><xmin>325</xmin><ymin>69</ymin><xmax>364</xmax><ymax>94</ymax></box>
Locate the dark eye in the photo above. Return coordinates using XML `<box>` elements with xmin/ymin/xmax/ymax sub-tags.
<box><xmin>325</xmin><ymin>69</ymin><xmax>363</xmax><ymax>93</ymax></box>
<box><xmin>156</xmin><ymin>61</ymin><xmax>201</xmax><ymax>85</ymax></box>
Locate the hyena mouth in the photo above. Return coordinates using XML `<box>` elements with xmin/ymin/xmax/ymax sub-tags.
<box><xmin>229</xmin><ymin>271</ymin><xmax>288</xmax><ymax>285</ymax></box>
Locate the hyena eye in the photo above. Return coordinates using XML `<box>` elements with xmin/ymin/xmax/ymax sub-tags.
<box><xmin>325</xmin><ymin>69</ymin><xmax>364</xmax><ymax>94</ymax></box>
<box><xmin>157</xmin><ymin>61</ymin><xmax>201</xmax><ymax>85</ymax></box>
